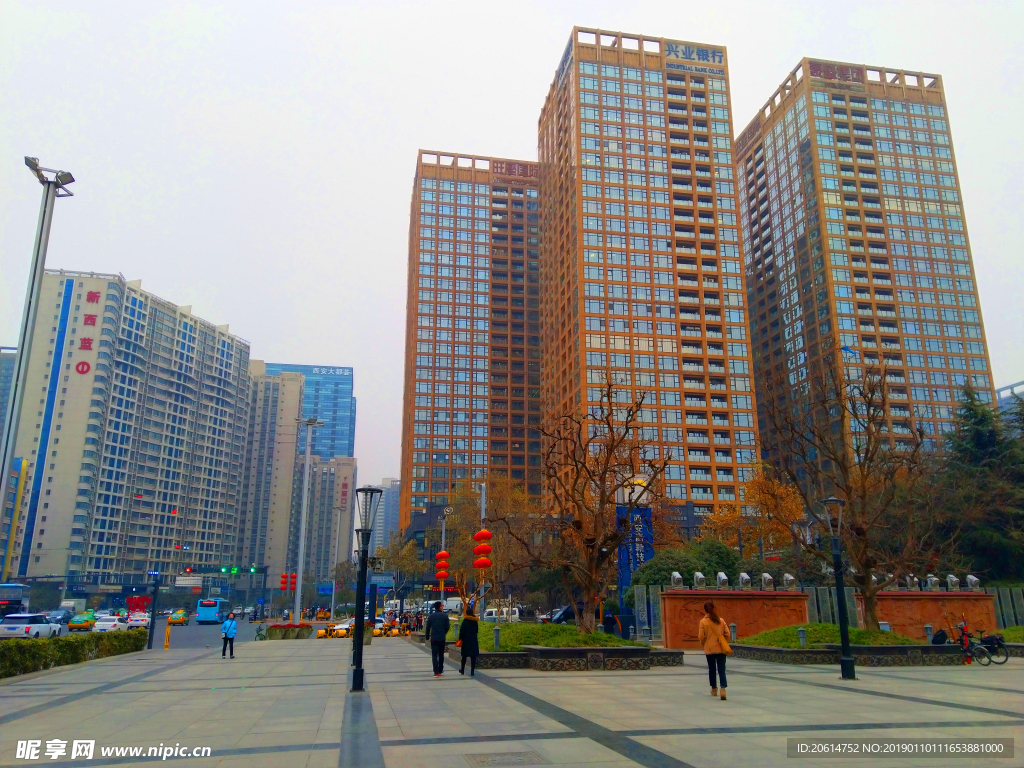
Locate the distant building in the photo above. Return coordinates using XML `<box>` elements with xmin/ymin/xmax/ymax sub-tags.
<box><xmin>289</xmin><ymin>456</ymin><xmax>356</xmax><ymax>584</ymax></box>
<box><xmin>996</xmin><ymin>381</ymin><xmax>1023</xmax><ymax>413</ymax></box>
<box><xmin>264</xmin><ymin>363</ymin><xmax>356</xmax><ymax>459</ymax></box>
<box><xmin>370</xmin><ymin>477</ymin><xmax>401</xmax><ymax>554</ymax></box>
<box><xmin>0</xmin><ymin>458</ymin><xmax>29</xmax><ymax>581</ymax></box>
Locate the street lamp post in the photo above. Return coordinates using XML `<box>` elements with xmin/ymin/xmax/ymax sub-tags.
<box><xmin>329</xmin><ymin>505</ymin><xmax>344</xmax><ymax>621</ymax></box>
<box><xmin>351</xmin><ymin>486</ymin><xmax>382</xmax><ymax>692</ymax></box>
<box><xmin>819</xmin><ymin>496</ymin><xmax>856</xmax><ymax>680</ymax></box>
<box><xmin>293</xmin><ymin>418</ymin><xmax>323</xmax><ymax>622</ymax></box>
<box><xmin>0</xmin><ymin>159</ymin><xmax>75</xmax><ymax>567</ymax></box>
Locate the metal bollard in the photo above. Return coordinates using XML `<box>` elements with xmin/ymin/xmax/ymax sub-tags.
<box><xmin>728</xmin><ymin>623</ymin><xmax>737</xmax><ymax>642</ymax></box>
<box><xmin>797</xmin><ymin>627</ymin><xmax>807</xmax><ymax>649</ymax></box>
<box><xmin>164</xmin><ymin>622</ymin><xmax>171</xmax><ymax>650</ymax></box>
<box><xmin>629</xmin><ymin>626</ymin><xmax>636</xmax><ymax>640</ymax></box>
<box><xmin>924</xmin><ymin>624</ymin><xmax>933</xmax><ymax>643</ymax></box>
<box><xmin>493</xmin><ymin>626</ymin><xmax>500</xmax><ymax>652</ymax></box>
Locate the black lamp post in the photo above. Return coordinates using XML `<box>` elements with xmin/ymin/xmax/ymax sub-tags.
<box><xmin>351</xmin><ymin>486</ymin><xmax>382</xmax><ymax>692</ymax></box>
<box><xmin>819</xmin><ymin>496</ymin><xmax>855</xmax><ymax>680</ymax></box>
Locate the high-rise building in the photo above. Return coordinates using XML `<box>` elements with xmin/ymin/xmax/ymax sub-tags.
<box><xmin>6</xmin><ymin>270</ymin><xmax>251</xmax><ymax>585</ymax></box>
<box><xmin>996</xmin><ymin>382</ymin><xmax>1023</xmax><ymax>413</ymax></box>
<box><xmin>289</xmin><ymin>455</ymin><xmax>356</xmax><ymax>583</ymax></box>
<box><xmin>735</xmin><ymin>60</ymin><xmax>995</xmax><ymax>451</ymax></box>
<box><xmin>1</xmin><ymin>458</ymin><xmax>29</xmax><ymax>581</ymax></box>
<box><xmin>369</xmin><ymin>476</ymin><xmax>400</xmax><ymax>555</ymax></box>
<box><xmin>399</xmin><ymin>151</ymin><xmax>542</xmax><ymax>529</ymax></box>
<box><xmin>264</xmin><ymin>363</ymin><xmax>355</xmax><ymax>458</ymax></box>
<box><xmin>238</xmin><ymin>361</ymin><xmax>304</xmax><ymax>579</ymax></box>
<box><xmin>538</xmin><ymin>28</ymin><xmax>758</xmax><ymax>512</ymax></box>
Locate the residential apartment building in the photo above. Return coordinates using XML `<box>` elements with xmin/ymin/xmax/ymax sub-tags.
<box><xmin>399</xmin><ymin>152</ymin><xmax>542</xmax><ymax>529</ymax></box>
<box><xmin>0</xmin><ymin>348</ymin><xmax>14</xmax><ymax>424</ymax></box>
<box><xmin>264</xmin><ymin>363</ymin><xmax>356</xmax><ymax>458</ymax></box>
<box><xmin>538</xmin><ymin>28</ymin><xmax>758</xmax><ymax>512</ymax></box>
<box><xmin>6</xmin><ymin>270</ymin><xmax>251</xmax><ymax>585</ymax></box>
<box><xmin>1</xmin><ymin>458</ymin><xmax>29</xmax><ymax>581</ymax></box>
<box><xmin>237</xmin><ymin>361</ymin><xmax>304</xmax><ymax>579</ymax></box>
<box><xmin>735</xmin><ymin>60</ymin><xmax>995</xmax><ymax>451</ymax></box>
<box><xmin>289</xmin><ymin>455</ymin><xmax>355</xmax><ymax>583</ymax></box>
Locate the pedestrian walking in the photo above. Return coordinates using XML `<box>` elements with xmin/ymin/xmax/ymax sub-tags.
<box><xmin>698</xmin><ymin>601</ymin><xmax>731</xmax><ymax>700</ymax></box>
<box><xmin>424</xmin><ymin>601</ymin><xmax>450</xmax><ymax>677</ymax></box>
<box><xmin>221</xmin><ymin>612</ymin><xmax>239</xmax><ymax>659</ymax></box>
<box><xmin>457</xmin><ymin>604</ymin><xmax>480</xmax><ymax>676</ymax></box>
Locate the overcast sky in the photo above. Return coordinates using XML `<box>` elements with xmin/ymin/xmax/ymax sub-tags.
<box><xmin>2</xmin><ymin>0</ymin><xmax>1021</xmax><ymax>486</ymax></box>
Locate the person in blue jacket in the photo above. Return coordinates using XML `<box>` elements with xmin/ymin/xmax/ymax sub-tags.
<box><xmin>221</xmin><ymin>612</ymin><xmax>238</xmax><ymax>659</ymax></box>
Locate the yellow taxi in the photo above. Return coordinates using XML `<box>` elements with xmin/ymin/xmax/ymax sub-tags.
<box><xmin>68</xmin><ymin>613</ymin><xmax>96</xmax><ymax>632</ymax></box>
<box><xmin>167</xmin><ymin>610</ymin><xmax>190</xmax><ymax>626</ymax></box>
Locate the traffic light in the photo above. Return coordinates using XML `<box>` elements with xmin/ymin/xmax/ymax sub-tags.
<box><xmin>280</xmin><ymin>573</ymin><xmax>288</xmax><ymax>591</ymax></box>
<box><xmin>185</xmin><ymin>566</ymin><xmax>192</xmax><ymax>573</ymax></box>
<box><xmin>220</xmin><ymin>567</ymin><xmax>228</xmax><ymax>574</ymax></box>
<box><xmin>230</xmin><ymin>566</ymin><xmax>239</xmax><ymax>574</ymax></box>
<box><xmin>289</xmin><ymin>573</ymin><xmax>297</xmax><ymax>591</ymax></box>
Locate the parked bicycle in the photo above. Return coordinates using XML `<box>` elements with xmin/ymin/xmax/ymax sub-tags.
<box><xmin>254</xmin><ymin>622</ymin><xmax>267</xmax><ymax>641</ymax></box>
<box><xmin>952</xmin><ymin>621</ymin><xmax>992</xmax><ymax>665</ymax></box>
<box><xmin>976</xmin><ymin>628</ymin><xmax>1009</xmax><ymax>665</ymax></box>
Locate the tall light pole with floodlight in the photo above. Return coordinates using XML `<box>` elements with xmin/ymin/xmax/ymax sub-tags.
<box><xmin>0</xmin><ymin>159</ymin><xmax>75</xmax><ymax>567</ymax></box>
<box><xmin>351</xmin><ymin>485</ymin><xmax>382</xmax><ymax>692</ymax></box>
<box><xmin>819</xmin><ymin>495</ymin><xmax>856</xmax><ymax>680</ymax></box>
<box><xmin>293</xmin><ymin>417</ymin><xmax>323</xmax><ymax>621</ymax></box>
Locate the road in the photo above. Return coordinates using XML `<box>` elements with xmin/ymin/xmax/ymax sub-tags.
<box><xmin>152</xmin><ymin>615</ymin><xmax>269</xmax><ymax>649</ymax></box>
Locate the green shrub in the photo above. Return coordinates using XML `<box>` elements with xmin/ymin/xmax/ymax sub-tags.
<box><xmin>739</xmin><ymin>623</ymin><xmax>916</xmax><ymax>648</ymax></box>
<box><xmin>1001</xmin><ymin>626</ymin><xmax>1022</xmax><ymax>643</ymax></box>
<box><xmin>475</xmin><ymin>621</ymin><xmax>645</xmax><ymax>652</ymax></box>
<box><xmin>0</xmin><ymin>629</ymin><xmax>148</xmax><ymax>679</ymax></box>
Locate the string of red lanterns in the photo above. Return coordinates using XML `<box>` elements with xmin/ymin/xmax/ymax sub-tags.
<box><xmin>473</xmin><ymin>528</ymin><xmax>493</xmax><ymax>570</ymax></box>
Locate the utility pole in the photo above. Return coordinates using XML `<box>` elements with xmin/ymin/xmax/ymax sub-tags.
<box><xmin>293</xmin><ymin>417</ymin><xmax>322</xmax><ymax>622</ymax></box>
<box><xmin>0</xmin><ymin>159</ymin><xmax>74</xmax><ymax>576</ymax></box>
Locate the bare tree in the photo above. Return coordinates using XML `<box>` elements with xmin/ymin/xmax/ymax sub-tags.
<box><xmin>495</xmin><ymin>378</ymin><xmax>670</xmax><ymax>633</ymax></box>
<box><xmin>758</xmin><ymin>353</ymin><xmax>969</xmax><ymax>629</ymax></box>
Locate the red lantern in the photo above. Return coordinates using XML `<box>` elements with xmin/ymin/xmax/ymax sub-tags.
<box><xmin>473</xmin><ymin>557</ymin><xmax>492</xmax><ymax>570</ymax></box>
<box><xmin>434</xmin><ymin>571</ymin><xmax>449</xmax><ymax>580</ymax></box>
<box><xmin>435</xmin><ymin>550</ymin><xmax>450</xmax><ymax>560</ymax></box>
<box><xmin>434</xmin><ymin>560</ymin><xmax>450</xmax><ymax>570</ymax></box>
<box><xmin>473</xmin><ymin>529</ymin><xmax>493</xmax><ymax>543</ymax></box>
<box><xmin>473</xmin><ymin>543</ymin><xmax>492</xmax><ymax>556</ymax></box>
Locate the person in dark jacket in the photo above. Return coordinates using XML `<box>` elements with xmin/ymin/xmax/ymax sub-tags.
<box><xmin>424</xmin><ymin>601</ymin><xmax>450</xmax><ymax>677</ymax></box>
<box><xmin>458</xmin><ymin>604</ymin><xmax>480</xmax><ymax>676</ymax></box>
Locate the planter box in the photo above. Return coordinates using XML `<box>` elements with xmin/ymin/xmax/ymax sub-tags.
<box><xmin>266</xmin><ymin>625</ymin><xmax>314</xmax><ymax>640</ymax></box>
<box><xmin>520</xmin><ymin>645</ymin><xmax>650</xmax><ymax>671</ymax></box>
<box><xmin>446</xmin><ymin>646</ymin><xmax>529</xmax><ymax>669</ymax></box>
<box><xmin>650</xmin><ymin>649</ymin><xmax>686</xmax><ymax>666</ymax></box>
<box><xmin>731</xmin><ymin>643</ymin><xmax>964</xmax><ymax>666</ymax></box>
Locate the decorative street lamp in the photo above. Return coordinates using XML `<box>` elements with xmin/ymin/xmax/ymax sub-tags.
<box><xmin>819</xmin><ymin>495</ymin><xmax>856</xmax><ymax>680</ymax></box>
<box><xmin>351</xmin><ymin>486</ymin><xmax>383</xmax><ymax>692</ymax></box>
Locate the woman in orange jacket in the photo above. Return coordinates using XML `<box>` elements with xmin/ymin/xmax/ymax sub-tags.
<box><xmin>697</xmin><ymin>600</ymin><xmax>730</xmax><ymax>700</ymax></box>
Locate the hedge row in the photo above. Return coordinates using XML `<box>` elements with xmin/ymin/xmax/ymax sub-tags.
<box><xmin>0</xmin><ymin>629</ymin><xmax>149</xmax><ymax>679</ymax></box>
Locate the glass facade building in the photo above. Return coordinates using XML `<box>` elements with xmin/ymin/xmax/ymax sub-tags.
<box><xmin>263</xmin><ymin>363</ymin><xmax>356</xmax><ymax>458</ymax></box>
<box><xmin>735</xmin><ymin>60</ymin><xmax>995</xmax><ymax>452</ymax></box>
<box><xmin>538</xmin><ymin>28</ymin><xmax>758</xmax><ymax>513</ymax></box>
<box><xmin>399</xmin><ymin>152</ymin><xmax>542</xmax><ymax>528</ymax></box>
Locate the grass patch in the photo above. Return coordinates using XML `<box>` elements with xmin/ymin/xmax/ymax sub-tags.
<box><xmin>448</xmin><ymin>621</ymin><xmax>644</xmax><ymax>652</ymax></box>
<box><xmin>1000</xmin><ymin>626</ymin><xmax>1022</xmax><ymax>643</ymax></box>
<box><xmin>740</xmin><ymin>623</ymin><xmax>916</xmax><ymax>648</ymax></box>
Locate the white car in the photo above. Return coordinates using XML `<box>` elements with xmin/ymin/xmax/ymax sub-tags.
<box><xmin>92</xmin><ymin>615</ymin><xmax>130</xmax><ymax>632</ymax></box>
<box><xmin>0</xmin><ymin>613</ymin><xmax>62</xmax><ymax>639</ymax></box>
<box><xmin>127</xmin><ymin>613</ymin><xmax>151</xmax><ymax>629</ymax></box>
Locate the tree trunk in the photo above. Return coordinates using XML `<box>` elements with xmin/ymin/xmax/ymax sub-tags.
<box><xmin>578</xmin><ymin>585</ymin><xmax>597</xmax><ymax>634</ymax></box>
<box><xmin>861</xmin><ymin>585</ymin><xmax>880</xmax><ymax>631</ymax></box>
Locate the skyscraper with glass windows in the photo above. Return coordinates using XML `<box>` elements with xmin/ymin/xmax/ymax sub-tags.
<box><xmin>735</xmin><ymin>59</ymin><xmax>995</xmax><ymax>452</ymax></box>
<box><xmin>263</xmin><ymin>363</ymin><xmax>355</xmax><ymax>459</ymax></box>
<box><xmin>538</xmin><ymin>28</ymin><xmax>758</xmax><ymax>514</ymax></box>
<box><xmin>399</xmin><ymin>152</ymin><xmax>542</xmax><ymax>529</ymax></box>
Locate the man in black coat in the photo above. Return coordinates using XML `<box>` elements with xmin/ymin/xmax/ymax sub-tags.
<box><xmin>424</xmin><ymin>601</ymin><xmax>450</xmax><ymax>676</ymax></box>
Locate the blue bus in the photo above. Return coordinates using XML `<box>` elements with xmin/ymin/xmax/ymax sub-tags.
<box><xmin>195</xmin><ymin>598</ymin><xmax>229</xmax><ymax>624</ymax></box>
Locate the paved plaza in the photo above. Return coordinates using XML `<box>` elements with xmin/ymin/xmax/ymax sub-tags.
<box><xmin>0</xmin><ymin>637</ymin><xmax>1019</xmax><ymax>767</ymax></box>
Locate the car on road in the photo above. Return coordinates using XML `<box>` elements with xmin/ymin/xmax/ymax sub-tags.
<box><xmin>92</xmin><ymin>615</ymin><xmax>129</xmax><ymax>632</ymax></box>
<box><xmin>167</xmin><ymin>610</ymin><xmax>189</xmax><ymax>625</ymax></box>
<box><xmin>47</xmin><ymin>609</ymin><xmax>73</xmax><ymax>625</ymax></box>
<box><xmin>0</xmin><ymin>613</ymin><xmax>62</xmax><ymax>639</ymax></box>
<box><xmin>127</xmin><ymin>613</ymin><xmax>151</xmax><ymax>629</ymax></box>
<box><xmin>68</xmin><ymin>613</ymin><xmax>97</xmax><ymax>631</ymax></box>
